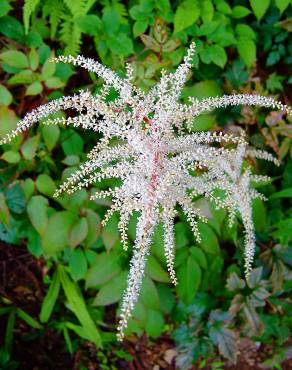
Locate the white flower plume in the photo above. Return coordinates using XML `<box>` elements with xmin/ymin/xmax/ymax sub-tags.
<box><xmin>1</xmin><ymin>43</ymin><xmax>291</xmax><ymax>340</ymax></box>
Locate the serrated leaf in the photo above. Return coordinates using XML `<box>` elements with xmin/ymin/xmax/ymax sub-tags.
<box><xmin>41</xmin><ymin>125</ymin><xmax>60</xmax><ymax>151</ymax></box>
<box><xmin>209</xmin><ymin>44</ymin><xmax>227</xmax><ymax>68</ymax></box>
<box><xmin>226</xmin><ymin>272</ymin><xmax>245</xmax><ymax>291</ymax></box>
<box><xmin>84</xmin><ymin>209</ymin><xmax>101</xmax><ymax>248</ymax></box>
<box><xmin>209</xmin><ymin>326</ymin><xmax>237</xmax><ymax>362</ymax></box>
<box><xmin>237</xmin><ymin>38</ymin><xmax>256</xmax><ymax>67</ymax></box>
<box><xmin>93</xmin><ymin>270</ymin><xmax>127</xmax><ymax>306</ymax></box>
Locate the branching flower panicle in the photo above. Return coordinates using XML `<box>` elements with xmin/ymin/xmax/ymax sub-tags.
<box><xmin>1</xmin><ymin>43</ymin><xmax>291</xmax><ymax>340</ymax></box>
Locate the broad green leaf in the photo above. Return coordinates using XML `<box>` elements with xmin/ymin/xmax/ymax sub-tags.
<box><xmin>5</xmin><ymin>183</ymin><xmax>25</xmax><ymax>214</ymax></box>
<box><xmin>133</xmin><ymin>19</ymin><xmax>148</xmax><ymax>37</ymax></box>
<box><xmin>26</xmin><ymin>81</ymin><xmax>42</xmax><ymax>96</ymax></box>
<box><xmin>7</xmin><ymin>69</ymin><xmax>33</xmax><ymax>84</ymax></box>
<box><xmin>157</xmin><ymin>284</ymin><xmax>175</xmax><ymax>314</ymax></box>
<box><xmin>36</xmin><ymin>174</ymin><xmax>56</xmax><ymax>196</ymax></box>
<box><xmin>191</xmin><ymin>114</ymin><xmax>215</xmax><ymax>132</ymax></box>
<box><xmin>77</xmin><ymin>15</ymin><xmax>101</xmax><ymax>36</ymax></box>
<box><xmin>101</xmin><ymin>213</ymin><xmax>119</xmax><ymax>251</ymax></box>
<box><xmin>17</xmin><ymin>308</ymin><xmax>42</xmax><ymax>329</ymax></box>
<box><xmin>252</xmin><ymin>198</ymin><xmax>266</xmax><ymax>232</ymax></box>
<box><xmin>28</xmin><ymin>49</ymin><xmax>39</xmax><ymax>71</ymax></box>
<box><xmin>140</xmin><ymin>276</ymin><xmax>160</xmax><ymax>310</ymax></box>
<box><xmin>0</xmin><ymin>1</ymin><xmax>11</xmax><ymax>17</ymax></box>
<box><xmin>1</xmin><ymin>150</ymin><xmax>20</xmax><ymax>164</ymax></box>
<box><xmin>84</xmin><ymin>209</ymin><xmax>101</xmax><ymax>248</ymax></box>
<box><xmin>190</xmin><ymin>246</ymin><xmax>207</xmax><ymax>268</ymax></box>
<box><xmin>250</xmin><ymin>0</ymin><xmax>270</xmax><ymax>20</ymax></box>
<box><xmin>174</xmin><ymin>0</ymin><xmax>200</xmax><ymax>34</ymax></box>
<box><xmin>58</xmin><ymin>265</ymin><xmax>102</xmax><ymax>348</ymax></box>
<box><xmin>40</xmin><ymin>270</ymin><xmax>61</xmax><ymax>323</ymax></box>
<box><xmin>237</xmin><ymin>38</ymin><xmax>256</xmax><ymax>67</ymax></box>
<box><xmin>41</xmin><ymin>57</ymin><xmax>56</xmax><ymax>79</ymax></box>
<box><xmin>22</xmin><ymin>178</ymin><xmax>35</xmax><ymax>200</ymax></box>
<box><xmin>21</xmin><ymin>134</ymin><xmax>40</xmax><ymax>160</ymax></box>
<box><xmin>176</xmin><ymin>256</ymin><xmax>201</xmax><ymax>304</ymax></box>
<box><xmin>61</xmin><ymin>130</ymin><xmax>84</xmax><ymax>156</ymax></box>
<box><xmin>275</xmin><ymin>0</ymin><xmax>290</xmax><ymax>13</ymax></box>
<box><xmin>0</xmin><ymin>192</ymin><xmax>9</xmax><ymax>225</ymax></box>
<box><xmin>69</xmin><ymin>248</ymin><xmax>88</xmax><ymax>281</ymax></box>
<box><xmin>0</xmin><ymin>16</ymin><xmax>24</xmax><ymax>43</ymax></box>
<box><xmin>198</xmin><ymin>223</ymin><xmax>220</xmax><ymax>255</ymax></box>
<box><xmin>27</xmin><ymin>195</ymin><xmax>48</xmax><ymax>236</ymax></box>
<box><xmin>145</xmin><ymin>255</ymin><xmax>170</xmax><ymax>283</ymax></box>
<box><xmin>0</xmin><ymin>84</ymin><xmax>12</xmax><ymax>106</ymax></box>
<box><xmin>200</xmin><ymin>0</ymin><xmax>214</xmax><ymax>22</ymax></box>
<box><xmin>145</xmin><ymin>309</ymin><xmax>164</xmax><ymax>338</ymax></box>
<box><xmin>0</xmin><ymin>50</ymin><xmax>28</xmax><ymax>69</ymax></box>
<box><xmin>41</xmin><ymin>125</ymin><xmax>60</xmax><ymax>151</ymax></box>
<box><xmin>209</xmin><ymin>44</ymin><xmax>227</xmax><ymax>68</ymax></box>
<box><xmin>102</xmin><ymin>6</ymin><xmax>120</xmax><ymax>36</ymax></box>
<box><xmin>232</xmin><ymin>6</ymin><xmax>251</xmax><ymax>18</ymax></box>
<box><xmin>182</xmin><ymin>80</ymin><xmax>221</xmax><ymax>100</ymax></box>
<box><xmin>108</xmin><ymin>34</ymin><xmax>134</xmax><ymax>57</ymax></box>
<box><xmin>235</xmin><ymin>24</ymin><xmax>256</xmax><ymax>40</ymax></box>
<box><xmin>69</xmin><ymin>217</ymin><xmax>88</xmax><ymax>248</ymax></box>
<box><xmin>93</xmin><ymin>270</ymin><xmax>127</xmax><ymax>306</ymax></box>
<box><xmin>45</xmin><ymin>77</ymin><xmax>65</xmax><ymax>89</ymax></box>
<box><xmin>86</xmin><ymin>252</ymin><xmax>121</xmax><ymax>288</ymax></box>
<box><xmin>42</xmin><ymin>211</ymin><xmax>76</xmax><ymax>256</ymax></box>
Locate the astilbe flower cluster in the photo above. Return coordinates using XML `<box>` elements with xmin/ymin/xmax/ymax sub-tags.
<box><xmin>1</xmin><ymin>43</ymin><xmax>291</xmax><ymax>340</ymax></box>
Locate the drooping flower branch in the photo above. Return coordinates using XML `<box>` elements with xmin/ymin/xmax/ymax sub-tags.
<box><xmin>1</xmin><ymin>43</ymin><xmax>291</xmax><ymax>340</ymax></box>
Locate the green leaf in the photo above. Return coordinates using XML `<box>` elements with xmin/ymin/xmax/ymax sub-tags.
<box><xmin>275</xmin><ymin>0</ymin><xmax>290</xmax><ymax>13</ymax></box>
<box><xmin>176</xmin><ymin>256</ymin><xmax>201</xmax><ymax>304</ymax></box>
<box><xmin>102</xmin><ymin>6</ymin><xmax>120</xmax><ymax>36</ymax></box>
<box><xmin>40</xmin><ymin>270</ymin><xmax>61</xmax><ymax>323</ymax></box>
<box><xmin>198</xmin><ymin>223</ymin><xmax>220</xmax><ymax>255</ymax></box>
<box><xmin>140</xmin><ymin>276</ymin><xmax>160</xmax><ymax>310</ymax></box>
<box><xmin>133</xmin><ymin>19</ymin><xmax>148</xmax><ymax>37</ymax></box>
<box><xmin>16</xmin><ymin>308</ymin><xmax>42</xmax><ymax>329</ymax></box>
<box><xmin>235</xmin><ymin>24</ymin><xmax>256</xmax><ymax>40</ymax></box>
<box><xmin>45</xmin><ymin>77</ymin><xmax>65</xmax><ymax>89</ymax></box>
<box><xmin>21</xmin><ymin>134</ymin><xmax>40</xmax><ymax>160</ymax></box>
<box><xmin>145</xmin><ymin>255</ymin><xmax>170</xmax><ymax>283</ymax></box>
<box><xmin>1</xmin><ymin>150</ymin><xmax>20</xmax><ymax>164</ymax></box>
<box><xmin>108</xmin><ymin>34</ymin><xmax>134</xmax><ymax>57</ymax></box>
<box><xmin>0</xmin><ymin>192</ymin><xmax>9</xmax><ymax>225</ymax></box>
<box><xmin>200</xmin><ymin>0</ymin><xmax>214</xmax><ymax>22</ymax></box>
<box><xmin>0</xmin><ymin>16</ymin><xmax>24</xmax><ymax>43</ymax></box>
<box><xmin>232</xmin><ymin>6</ymin><xmax>251</xmax><ymax>18</ymax></box>
<box><xmin>27</xmin><ymin>195</ymin><xmax>49</xmax><ymax>236</ymax></box>
<box><xmin>145</xmin><ymin>309</ymin><xmax>164</xmax><ymax>338</ymax></box>
<box><xmin>28</xmin><ymin>49</ymin><xmax>39</xmax><ymax>71</ymax></box>
<box><xmin>101</xmin><ymin>213</ymin><xmax>119</xmax><ymax>251</ymax></box>
<box><xmin>26</xmin><ymin>81</ymin><xmax>43</xmax><ymax>96</ymax></box>
<box><xmin>5</xmin><ymin>183</ymin><xmax>25</xmax><ymax>214</ymax></box>
<box><xmin>93</xmin><ymin>270</ymin><xmax>127</xmax><ymax>306</ymax></box>
<box><xmin>68</xmin><ymin>217</ymin><xmax>88</xmax><ymax>248</ymax></box>
<box><xmin>250</xmin><ymin>0</ymin><xmax>270</xmax><ymax>21</ymax></box>
<box><xmin>182</xmin><ymin>80</ymin><xmax>221</xmax><ymax>100</ymax></box>
<box><xmin>252</xmin><ymin>198</ymin><xmax>266</xmax><ymax>233</ymax></box>
<box><xmin>209</xmin><ymin>44</ymin><xmax>227</xmax><ymax>68</ymax></box>
<box><xmin>4</xmin><ymin>309</ymin><xmax>15</xmax><ymax>354</ymax></box>
<box><xmin>69</xmin><ymin>248</ymin><xmax>88</xmax><ymax>281</ymax></box>
<box><xmin>36</xmin><ymin>174</ymin><xmax>56</xmax><ymax>196</ymax></box>
<box><xmin>86</xmin><ymin>252</ymin><xmax>121</xmax><ymax>288</ymax></box>
<box><xmin>174</xmin><ymin>0</ymin><xmax>200</xmax><ymax>34</ymax></box>
<box><xmin>237</xmin><ymin>38</ymin><xmax>256</xmax><ymax>67</ymax></box>
<box><xmin>84</xmin><ymin>209</ymin><xmax>101</xmax><ymax>248</ymax></box>
<box><xmin>23</xmin><ymin>0</ymin><xmax>40</xmax><ymax>33</ymax></box>
<box><xmin>61</xmin><ymin>130</ymin><xmax>84</xmax><ymax>156</ymax></box>
<box><xmin>0</xmin><ymin>50</ymin><xmax>28</xmax><ymax>69</ymax></box>
<box><xmin>0</xmin><ymin>84</ymin><xmax>12</xmax><ymax>106</ymax></box>
<box><xmin>0</xmin><ymin>1</ymin><xmax>11</xmax><ymax>17</ymax></box>
<box><xmin>41</xmin><ymin>125</ymin><xmax>60</xmax><ymax>151</ymax></box>
<box><xmin>209</xmin><ymin>326</ymin><xmax>237</xmax><ymax>362</ymax></box>
<box><xmin>42</xmin><ymin>57</ymin><xmax>56</xmax><ymax>79</ymax></box>
<box><xmin>190</xmin><ymin>246</ymin><xmax>207</xmax><ymax>268</ymax></box>
<box><xmin>270</xmin><ymin>187</ymin><xmax>292</xmax><ymax>199</ymax></box>
<box><xmin>58</xmin><ymin>265</ymin><xmax>102</xmax><ymax>348</ymax></box>
<box><xmin>8</xmin><ymin>69</ymin><xmax>33</xmax><ymax>84</ymax></box>
<box><xmin>42</xmin><ymin>211</ymin><xmax>76</xmax><ymax>256</ymax></box>
<box><xmin>77</xmin><ymin>15</ymin><xmax>101</xmax><ymax>36</ymax></box>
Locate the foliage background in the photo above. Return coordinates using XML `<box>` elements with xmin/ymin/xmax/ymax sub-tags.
<box><xmin>0</xmin><ymin>0</ymin><xmax>292</xmax><ymax>369</ymax></box>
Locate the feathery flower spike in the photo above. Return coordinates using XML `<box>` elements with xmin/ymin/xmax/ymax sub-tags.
<box><xmin>1</xmin><ymin>42</ymin><xmax>291</xmax><ymax>340</ymax></box>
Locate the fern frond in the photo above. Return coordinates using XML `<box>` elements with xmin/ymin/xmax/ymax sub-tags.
<box><xmin>23</xmin><ymin>0</ymin><xmax>40</xmax><ymax>34</ymax></box>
